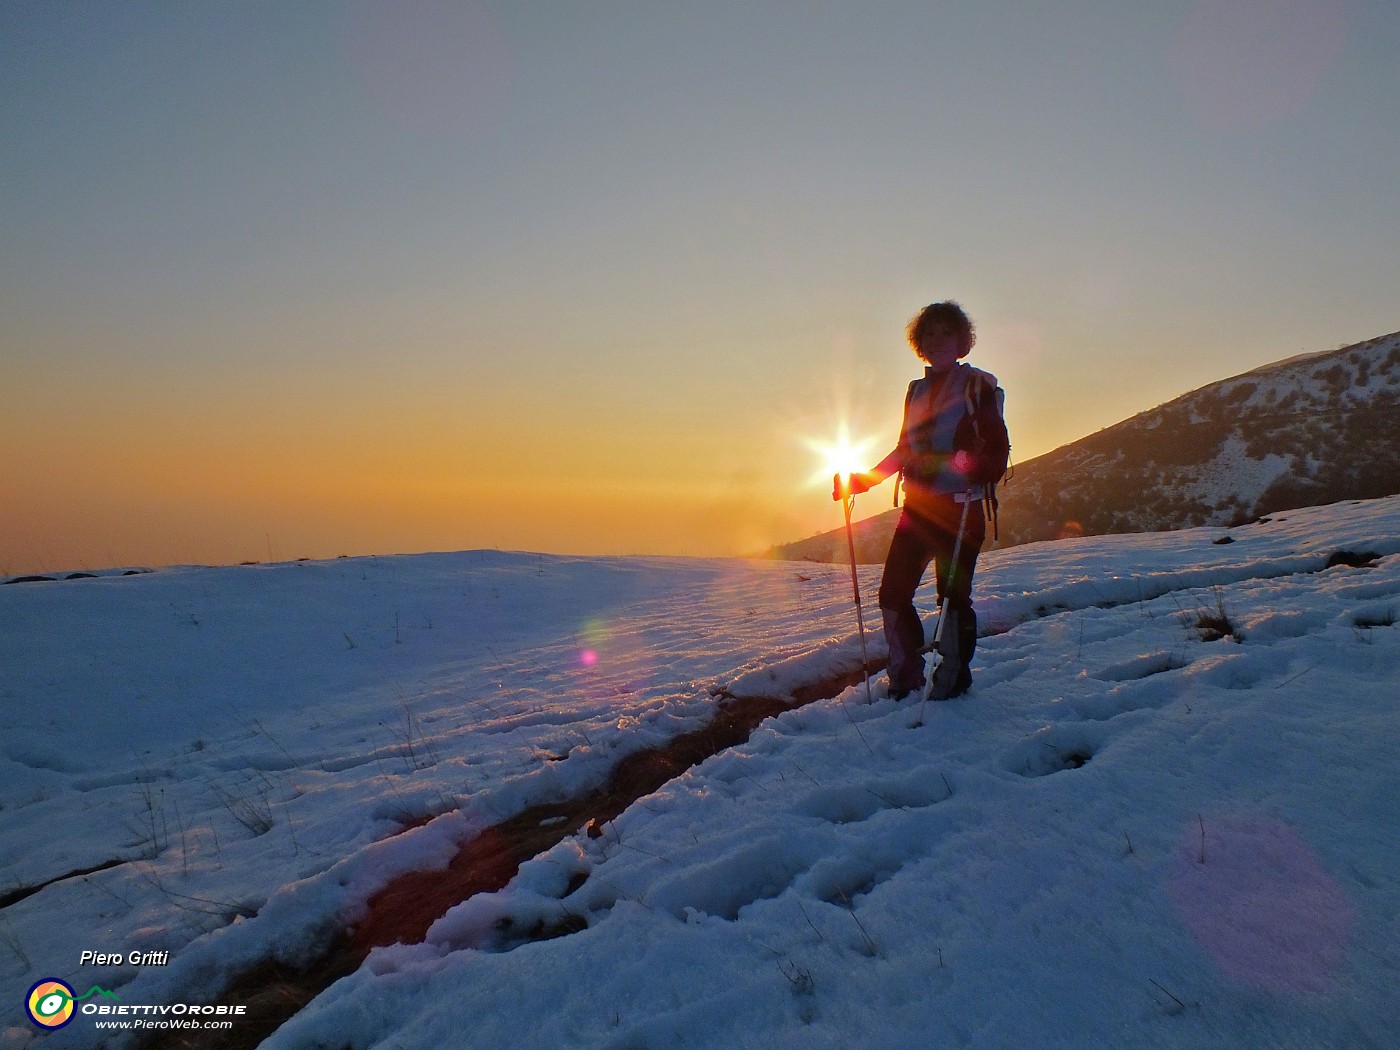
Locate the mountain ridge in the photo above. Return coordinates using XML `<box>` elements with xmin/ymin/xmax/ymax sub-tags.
<box><xmin>768</xmin><ymin>330</ymin><xmax>1400</xmax><ymax>563</ymax></box>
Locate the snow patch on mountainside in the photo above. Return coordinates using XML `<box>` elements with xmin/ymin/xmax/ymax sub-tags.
<box><xmin>1178</xmin><ymin>435</ymin><xmax>1292</xmax><ymax>523</ymax></box>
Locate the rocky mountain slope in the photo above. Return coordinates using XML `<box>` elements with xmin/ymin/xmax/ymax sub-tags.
<box><xmin>769</xmin><ymin>330</ymin><xmax>1400</xmax><ymax>562</ymax></box>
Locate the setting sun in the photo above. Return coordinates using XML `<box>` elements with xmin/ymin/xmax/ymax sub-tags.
<box><xmin>808</xmin><ymin>425</ymin><xmax>878</xmax><ymax>489</ymax></box>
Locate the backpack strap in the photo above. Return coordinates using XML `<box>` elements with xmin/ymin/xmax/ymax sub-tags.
<box><xmin>893</xmin><ymin>379</ymin><xmax>918</xmax><ymax>506</ymax></box>
<box><xmin>983</xmin><ymin>490</ymin><xmax>1000</xmax><ymax>542</ymax></box>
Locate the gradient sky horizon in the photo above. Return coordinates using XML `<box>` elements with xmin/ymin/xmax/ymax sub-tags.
<box><xmin>3</xmin><ymin>1</ymin><xmax>1397</xmax><ymax>573</ymax></box>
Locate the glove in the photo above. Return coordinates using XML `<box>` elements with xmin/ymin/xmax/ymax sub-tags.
<box><xmin>832</xmin><ymin>471</ymin><xmax>875</xmax><ymax>500</ymax></box>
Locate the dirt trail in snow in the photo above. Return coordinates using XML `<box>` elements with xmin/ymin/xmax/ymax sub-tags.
<box><xmin>138</xmin><ymin>658</ymin><xmax>882</xmax><ymax>1050</ymax></box>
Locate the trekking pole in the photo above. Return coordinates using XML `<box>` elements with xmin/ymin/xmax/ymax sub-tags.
<box><xmin>836</xmin><ymin>473</ymin><xmax>875</xmax><ymax>705</ymax></box>
<box><xmin>919</xmin><ymin>492</ymin><xmax>974</xmax><ymax>714</ymax></box>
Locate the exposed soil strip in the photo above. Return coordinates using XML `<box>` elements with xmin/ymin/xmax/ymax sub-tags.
<box><xmin>141</xmin><ymin>656</ymin><xmax>882</xmax><ymax>1050</ymax></box>
<box><xmin>0</xmin><ymin>858</ymin><xmax>126</xmax><ymax>910</ymax></box>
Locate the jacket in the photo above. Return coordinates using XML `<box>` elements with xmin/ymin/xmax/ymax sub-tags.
<box><xmin>883</xmin><ymin>363</ymin><xmax>1009</xmax><ymax>502</ymax></box>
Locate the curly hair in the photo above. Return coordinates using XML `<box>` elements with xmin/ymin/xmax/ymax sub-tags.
<box><xmin>905</xmin><ymin>301</ymin><xmax>976</xmax><ymax>361</ymax></box>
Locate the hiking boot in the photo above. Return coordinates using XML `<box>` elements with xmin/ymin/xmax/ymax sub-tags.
<box><xmin>887</xmin><ymin>672</ymin><xmax>926</xmax><ymax>701</ymax></box>
<box><xmin>925</xmin><ymin>605</ymin><xmax>974</xmax><ymax>700</ymax></box>
<box><xmin>881</xmin><ymin>606</ymin><xmax>927</xmax><ymax>702</ymax></box>
<box><xmin>926</xmin><ymin>658</ymin><xmax>972</xmax><ymax>700</ymax></box>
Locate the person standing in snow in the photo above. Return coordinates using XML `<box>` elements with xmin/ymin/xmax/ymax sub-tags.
<box><xmin>834</xmin><ymin>301</ymin><xmax>1010</xmax><ymax>700</ymax></box>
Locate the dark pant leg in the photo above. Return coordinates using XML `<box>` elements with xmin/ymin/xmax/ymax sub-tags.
<box><xmin>878</xmin><ymin>512</ymin><xmax>935</xmax><ymax>695</ymax></box>
<box><xmin>909</xmin><ymin>496</ymin><xmax>984</xmax><ymax>699</ymax></box>
<box><xmin>880</xmin><ymin>495</ymin><xmax>988</xmax><ymax>695</ymax></box>
<box><xmin>931</xmin><ymin>499</ymin><xmax>986</xmax><ymax>667</ymax></box>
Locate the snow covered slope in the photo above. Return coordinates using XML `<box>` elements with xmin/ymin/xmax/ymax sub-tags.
<box><xmin>999</xmin><ymin>331</ymin><xmax>1400</xmax><ymax>546</ymax></box>
<box><xmin>3</xmin><ymin>498</ymin><xmax>1399</xmax><ymax>1048</ymax></box>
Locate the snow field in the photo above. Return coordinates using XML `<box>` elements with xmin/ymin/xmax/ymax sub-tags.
<box><xmin>3</xmin><ymin>497</ymin><xmax>1399</xmax><ymax>1048</ymax></box>
<box><xmin>1</xmin><ymin>553</ymin><xmax>872</xmax><ymax>1047</ymax></box>
<box><xmin>265</xmin><ymin>515</ymin><xmax>1398</xmax><ymax>1049</ymax></box>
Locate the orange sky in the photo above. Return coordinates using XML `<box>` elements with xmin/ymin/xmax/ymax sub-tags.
<box><xmin>4</xmin><ymin>3</ymin><xmax>1397</xmax><ymax>573</ymax></box>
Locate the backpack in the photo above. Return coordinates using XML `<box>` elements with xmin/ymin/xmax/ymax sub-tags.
<box><xmin>895</xmin><ymin>365</ymin><xmax>1012</xmax><ymax>537</ymax></box>
<box><xmin>957</xmin><ymin>370</ymin><xmax>1012</xmax><ymax>538</ymax></box>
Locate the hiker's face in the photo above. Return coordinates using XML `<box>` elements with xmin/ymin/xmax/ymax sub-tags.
<box><xmin>922</xmin><ymin>329</ymin><xmax>961</xmax><ymax>367</ymax></box>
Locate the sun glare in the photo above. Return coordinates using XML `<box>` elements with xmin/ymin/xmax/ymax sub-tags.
<box><xmin>806</xmin><ymin>425</ymin><xmax>877</xmax><ymax>488</ymax></box>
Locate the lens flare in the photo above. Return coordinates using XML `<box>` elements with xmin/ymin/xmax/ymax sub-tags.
<box><xmin>1167</xmin><ymin>817</ymin><xmax>1353</xmax><ymax>994</ymax></box>
<box><xmin>577</xmin><ymin>617</ymin><xmax>610</xmax><ymax>668</ymax></box>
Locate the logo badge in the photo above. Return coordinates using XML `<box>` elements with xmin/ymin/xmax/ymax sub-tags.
<box><xmin>27</xmin><ymin>979</ymin><xmax>76</xmax><ymax>1029</ymax></box>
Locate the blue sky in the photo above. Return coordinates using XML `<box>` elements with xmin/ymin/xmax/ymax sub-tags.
<box><xmin>2</xmin><ymin>1</ymin><xmax>1397</xmax><ymax>569</ymax></box>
